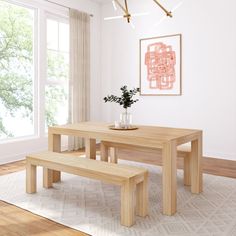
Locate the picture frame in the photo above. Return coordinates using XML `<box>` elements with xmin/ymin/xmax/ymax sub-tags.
<box><xmin>139</xmin><ymin>34</ymin><xmax>182</xmax><ymax>96</ymax></box>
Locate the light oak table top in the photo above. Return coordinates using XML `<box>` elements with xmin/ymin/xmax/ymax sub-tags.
<box><xmin>50</xmin><ymin>122</ymin><xmax>201</xmax><ymax>149</ymax></box>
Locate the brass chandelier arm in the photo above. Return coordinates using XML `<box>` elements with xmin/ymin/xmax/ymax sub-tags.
<box><xmin>124</xmin><ymin>0</ymin><xmax>131</xmax><ymax>23</ymax></box>
<box><xmin>124</xmin><ymin>0</ymin><xmax>129</xmax><ymax>14</ymax></box>
<box><xmin>114</xmin><ymin>0</ymin><xmax>131</xmax><ymax>23</ymax></box>
<box><xmin>114</xmin><ymin>0</ymin><xmax>127</xmax><ymax>14</ymax></box>
<box><xmin>110</xmin><ymin>0</ymin><xmax>172</xmax><ymax>24</ymax></box>
<box><xmin>152</xmin><ymin>0</ymin><xmax>172</xmax><ymax>17</ymax></box>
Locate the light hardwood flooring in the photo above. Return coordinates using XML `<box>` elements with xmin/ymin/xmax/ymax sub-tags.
<box><xmin>0</xmin><ymin>149</ymin><xmax>89</xmax><ymax>236</ymax></box>
<box><xmin>0</xmin><ymin>201</ymin><xmax>89</xmax><ymax>236</ymax></box>
<box><xmin>0</xmin><ymin>147</ymin><xmax>236</xmax><ymax>235</ymax></box>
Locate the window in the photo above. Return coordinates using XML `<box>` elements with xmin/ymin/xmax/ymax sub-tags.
<box><xmin>0</xmin><ymin>0</ymin><xmax>69</xmax><ymax>141</ymax></box>
<box><xmin>45</xmin><ymin>16</ymin><xmax>69</xmax><ymax>131</ymax></box>
<box><xmin>0</xmin><ymin>0</ymin><xmax>69</xmax><ymax>163</ymax></box>
<box><xmin>0</xmin><ymin>0</ymin><xmax>35</xmax><ymax>140</ymax></box>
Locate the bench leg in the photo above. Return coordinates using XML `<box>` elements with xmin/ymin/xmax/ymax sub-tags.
<box><xmin>100</xmin><ymin>142</ymin><xmax>108</xmax><ymax>162</ymax></box>
<box><xmin>48</xmin><ymin>133</ymin><xmax>61</xmax><ymax>183</ymax></box>
<box><xmin>136</xmin><ymin>173</ymin><xmax>148</xmax><ymax>217</ymax></box>
<box><xmin>52</xmin><ymin>171</ymin><xmax>61</xmax><ymax>183</ymax></box>
<box><xmin>43</xmin><ymin>168</ymin><xmax>53</xmax><ymax>188</ymax></box>
<box><xmin>85</xmin><ymin>138</ymin><xmax>96</xmax><ymax>160</ymax></box>
<box><xmin>110</xmin><ymin>147</ymin><xmax>118</xmax><ymax>163</ymax></box>
<box><xmin>26</xmin><ymin>162</ymin><xmax>37</xmax><ymax>194</ymax></box>
<box><xmin>184</xmin><ymin>154</ymin><xmax>191</xmax><ymax>186</ymax></box>
<box><xmin>121</xmin><ymin>179</ymin><xmax>135</xmax><ymax>227</ymax></box>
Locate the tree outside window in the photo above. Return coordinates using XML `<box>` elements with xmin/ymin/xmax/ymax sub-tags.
<box><xmin>0</xmin><ymin>1</ymin><xmax>34</xmax><ymax>139</ymax></box>
<box><xmin>0</xmin><ymin>1</ymin><xmax>69</xmax><ymax>140</ymax></box>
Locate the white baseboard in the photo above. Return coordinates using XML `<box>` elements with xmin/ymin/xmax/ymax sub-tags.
<box><xmin>0</xmin><ymin>145</ymin><xmax>68</xmax><ymax>165</ymax></box>
<box><xmin>0</xmin><ymin>149</ymin><xmax>43</xmax><ymax>165</ymax></box>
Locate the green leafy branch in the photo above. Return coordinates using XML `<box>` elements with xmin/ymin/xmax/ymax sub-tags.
<box><xmin>104</xmin><ymin>85</ymin><xmax>140</xmax><ymax>109</ymax></box>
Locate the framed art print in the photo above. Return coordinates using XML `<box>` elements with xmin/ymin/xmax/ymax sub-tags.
<box><xmin>140</xmin><ymin>34</ymin><xmax>182</xmax><ymax>96</ymax></box>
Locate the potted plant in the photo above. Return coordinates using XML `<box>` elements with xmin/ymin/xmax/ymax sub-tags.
<box><xmin>104</xmin><ymin>85</ymin><xmax>140</xmax><ymax>128</ymax></box>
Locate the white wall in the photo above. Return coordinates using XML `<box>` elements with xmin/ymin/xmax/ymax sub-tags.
<box><xmin>0</xmin><ymin>0</ymin><xmax>102</xmax><ymax>164</ymax></box>
<box><xmin>100</xmin><ymin>0</ymin><xmax>236</xmax><ymax>160</ymax></box>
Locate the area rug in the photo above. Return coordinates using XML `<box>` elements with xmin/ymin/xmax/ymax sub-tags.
<box><xmin>1</xmin><ymin>158</ymin><xmax>236</xmax><ymax>236</ymax></box>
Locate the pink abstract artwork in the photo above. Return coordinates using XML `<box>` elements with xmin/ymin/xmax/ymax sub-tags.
<box><xmin>145</xmin><ymin>42</ymin><xmax>176</xmax><ymax>90</ymax></box>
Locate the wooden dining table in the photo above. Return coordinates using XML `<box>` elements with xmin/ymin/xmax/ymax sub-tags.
<box><xmin>48</xmin><ymin>121</ymin><xmax>203</xmax><ymax>216</ymax></box>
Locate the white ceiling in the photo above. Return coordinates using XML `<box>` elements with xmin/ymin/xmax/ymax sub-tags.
<box><xmin>91</xmin><ymin>0</ymin><xmax>111</xmax><ymax>4</ymax></box>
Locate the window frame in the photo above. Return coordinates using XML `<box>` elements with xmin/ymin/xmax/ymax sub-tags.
<box><xmin>44</xmin><ymin>13</ymin><xmax>69</xmax><ymax>132</ymax></box>
<box><xmin>0</xmin><ymin>0</ymin><xmax>69</xmax><ymax>164</ymax></box>
<box><xmin>46</xmin><ymin>13</ymin><xmax>69</xmax><ymax>86</ymax></box>
<box><xmin>0</xmin><ymin>0</ymin><xmax>38</xmax><ymax>142</ymax></box>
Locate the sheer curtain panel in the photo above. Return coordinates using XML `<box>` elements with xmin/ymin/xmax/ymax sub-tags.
<box><xmin>68</xmin><ymin>9</ymin><xmax>90</xmax><ymax>150</ymax></box>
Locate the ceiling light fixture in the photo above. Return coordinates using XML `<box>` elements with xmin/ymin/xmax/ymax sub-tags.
<box><xmin>112</xmin><ymin>0</ymin><xmax>117</xmax><ymax>11</ymax></box>
<box><xmin>154</xmin><ymin>1</ymin><xmax>183</xmax><ymax>27</ymax></box>
<box><xmin>152</xmin><ymin>0</ymin><xmax>172</xmax><ymax>17</ymax></box>
<box><xmin>104</xmin><ymin>0</ymin><xmax>172</xmax><ymax>24</ymax></box>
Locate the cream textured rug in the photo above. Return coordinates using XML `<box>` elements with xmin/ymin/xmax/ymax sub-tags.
<box><xmin>1</xmin><ymin>158</ymin><xmax>236</xmax><ymax>236</ymax></box>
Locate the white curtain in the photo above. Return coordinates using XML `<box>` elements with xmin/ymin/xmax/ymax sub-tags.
<box><xmin>68</xmin><ymin>9</ymin><xmax>90</xmax><ymax>150</ymax></box>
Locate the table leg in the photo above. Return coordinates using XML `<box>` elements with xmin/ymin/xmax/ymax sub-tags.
<box><xmin>85</xmin><ymin>138</ymin><xmax>96</xmax><ymax>159</ymax></box>
<box><xmin>162</xmin><ymin>140</ymin><xmax>177</xmax><ymax>216</ymax></box>
<box><xmin>191</xmin><ymin>133</ymin><xmax>203</xmax><ymax>193</ymax></box>
<box><xmin>100</xmin><ymin>142</ymin><xmax>108</xmax><ymax>162</ymax></box>
<box><xmin>48</xmin><ymin>132</ymin><xmax>61</xmax><ymax>183</ymax></box>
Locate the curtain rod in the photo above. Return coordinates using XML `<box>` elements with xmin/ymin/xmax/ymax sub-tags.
<box><xmin>45</xmin><ymin>0</ymin><xmax>94</xmax><ymax>17</ymax></box>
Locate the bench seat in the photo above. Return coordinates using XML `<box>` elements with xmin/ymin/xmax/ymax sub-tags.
<box><xmin>100</xmin><ymin>141</ymin><xmax>191</xmax><ymax>186</ymax></box>
<box><xmin>26</xmin><ymin>151</ymin><xmax>148</xmax><ymax>227</ymax></box>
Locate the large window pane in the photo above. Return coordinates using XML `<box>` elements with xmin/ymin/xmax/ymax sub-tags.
<box><xmin>45</xmin><ymin>84</ymin><xmax>68</xmax><ymax>127</ymax></box>
<box><xmin>59</xmin><ymin>23</ymin><xmax>69</xmax><ymax>52</ymax></box>
<box><xmin>47</xmin><ymin>19</ymin><xmax>58</xmax><ymax>50</ymax></box>
<box><xmin>47</xmin><ymin>50</ymin><xmax>69</xmax><ymax>82</ymax></box>
<box><xmin>0</xmin><ymin>1</ymin><xmax>34</xmax><ymax>140</ymax></box>
<box><xmin>45</xmin><ymin>17</ymin><xmax>69</xmax><ymax>130</ymax></box>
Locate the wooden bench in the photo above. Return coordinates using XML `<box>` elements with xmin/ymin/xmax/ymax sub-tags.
<box><xmin>100</xmin><ymin>141</ymin><xmax>191</xmax><ymax>186</ymax></box>
<box><xmin>26</xmin><ymin>151</ymin><xmax>148</xmax><ymax>227</ymax></box>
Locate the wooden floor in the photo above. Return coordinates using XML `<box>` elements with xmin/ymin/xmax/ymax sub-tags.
<box><xmin>0</xmin><ymin>201</ymin><xmax>88</xmax><ymax>236</ymax></box>
<box><xmin>0</xmin><ymin>148</ymin><xmax>236</xmax><ymax>236</ymax></box>
<box><xmin>0</xmin><ymin>151</ymin><xmax>89</xmax><ymax>236</ymax></box>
